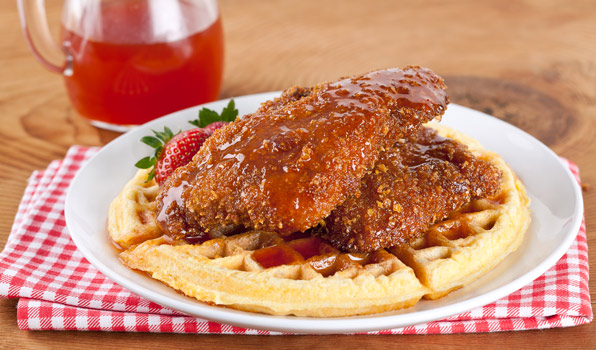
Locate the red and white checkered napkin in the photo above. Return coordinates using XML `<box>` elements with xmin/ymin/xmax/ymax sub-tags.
<box><xmin>0</xmin><ymin>146</ymin><xmax>592</xmax><ymax>334</ymax></box>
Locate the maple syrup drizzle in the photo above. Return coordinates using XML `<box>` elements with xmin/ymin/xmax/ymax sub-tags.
<box><xmin>250</xmin><ymin>235</ymin><xmax>382</xmax><ymax>277</ymax></box>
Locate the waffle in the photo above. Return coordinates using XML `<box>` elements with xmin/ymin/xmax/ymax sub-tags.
<box><xmin>109</xmin><ymin>124</ymin><xmax>530</xmax><ymax>317</ymax></box>
<box><xmin>108</xmin><ymin>168</ymin><xmax>161</xmax><ymax>249</ymax></box>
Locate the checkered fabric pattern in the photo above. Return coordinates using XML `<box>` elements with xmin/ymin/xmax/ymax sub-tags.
<box><xmin>0</xmin><ymin>146</ymin><xmax>591</xmax><ymax>334</ymax></box>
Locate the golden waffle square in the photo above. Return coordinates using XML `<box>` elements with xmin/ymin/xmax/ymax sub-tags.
<box><xmin>108</xmin><ymin>123</ymin><xmax>530</xmax><ymax>317</ymax></box>
<box><xmin>108</xmin><ymin>169</ymin><xmax>161</xmax><ymax>249</ymax></box>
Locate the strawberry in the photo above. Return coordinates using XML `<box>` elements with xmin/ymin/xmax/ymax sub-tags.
<box><xmin>135</xmin><ymin>127</ymin><xmax>210</xmax><ymax>185</ymax></box>
<box><xmin>135</xmin><ymin>99</ymin><xmax>238</xmax><ymax>185</ymax></box>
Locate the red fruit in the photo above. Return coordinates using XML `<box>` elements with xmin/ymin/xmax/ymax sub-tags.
<box><xmin>203</xmin><ymin>121</ymin><xmax>228</xmax><ymax>134</ymax></box>
<box><xmin>135</xmin><ymin>127</ymin><xmax>210</xmax><ymax>185</ymax></box>
<box><xmin>155</xmin><ymin>128</ymin><xmax>210</xmax><ymax>184</ymax></box>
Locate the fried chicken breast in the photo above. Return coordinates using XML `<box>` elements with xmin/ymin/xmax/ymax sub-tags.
<box><xmin>156</xmin><ymin>66</ymin><xmax>449</xmax><ymax>239</ymax></box>
<box><xmin>322</xmin><ymin>126</ymin><xmax>502</xmax><ymax>252</ymax></box>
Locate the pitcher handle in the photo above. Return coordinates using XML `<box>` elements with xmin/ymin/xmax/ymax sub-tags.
<box><xmin>17</xmin><ymin>0</ymin><xmax>73</xmax><ymax>76</ymax></box>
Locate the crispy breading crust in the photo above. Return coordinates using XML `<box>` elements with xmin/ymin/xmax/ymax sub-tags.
<box><xmin>156</xmin><ymin>67</ymin><xmax>449</xmax><ymax>238</ymax></box>
<box><xmin>323</xmin><ymin>126</ymin><xmax>503</xmax><ymax>252</ymax></box>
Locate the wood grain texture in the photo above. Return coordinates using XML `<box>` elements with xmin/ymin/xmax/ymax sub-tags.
<box><xmin>0</xmin><ymin>0</ymin><xmax>594</xmax><ymax>347</ymax></box>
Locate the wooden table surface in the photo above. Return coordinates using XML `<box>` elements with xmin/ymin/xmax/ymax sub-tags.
<box><xmin>1</xmin><ymin>0</ymin><xmax>594</xmax><ymax>348</ymax></box>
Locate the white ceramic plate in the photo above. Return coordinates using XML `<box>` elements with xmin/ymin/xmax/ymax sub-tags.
<box><xmin>65</xmin><ymin>92</ymin><xmax>583</xmax><ymax>334</ymax></box>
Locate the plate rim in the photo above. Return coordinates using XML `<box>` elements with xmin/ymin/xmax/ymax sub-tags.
<box><xmin>64</xmin><ymin>93</ymin><xmax>584</xmax><ymax>334</ymax></box>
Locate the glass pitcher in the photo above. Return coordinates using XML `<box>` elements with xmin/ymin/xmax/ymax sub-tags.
<box><xmin>18</xmin><ymin>0</ymin><xmax>224</xmax><ymax>131</ymax></box>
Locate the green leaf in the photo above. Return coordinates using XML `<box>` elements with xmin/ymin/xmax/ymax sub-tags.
<box><xmin>152</xmin><ymin>126</ymin><xmax>175</xmax><ymax>143</ymax></box>
<box><xmin>152</xmin><ymin>130</ymin><xmax>167</xmax><ymax>142</ymax></box>
<box><xmin>141</xmin><ymin>136</ymin><xmax>162</xmax><ymax>148</ymax></box>
<box><xmin>198</xmin><ymin>108</ymin><xmax>220</xmax><ymax>128</ymax></box>
<box><xmin>188</xmin><ymin>99</ymin><xmax>239</xmax><ymax>127</ymax></box>
<box><xmin>135</xmin><ymin>156</ymin><xmax>154</xmax><ymax>169</ymax></box>
<box><xmin>163</xmin><ymin>126</ymin><xmax>174</xmax><ymax>139</ymax></box>
<box><xmin>221</xmin><ymin>99</ymin><xmax>238</xmax><ymax>122</ymax></box>
<box><xmin>146</xmin><ymin>168</ymin><xmax>155</xmax><ymax>182</ymax></box>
